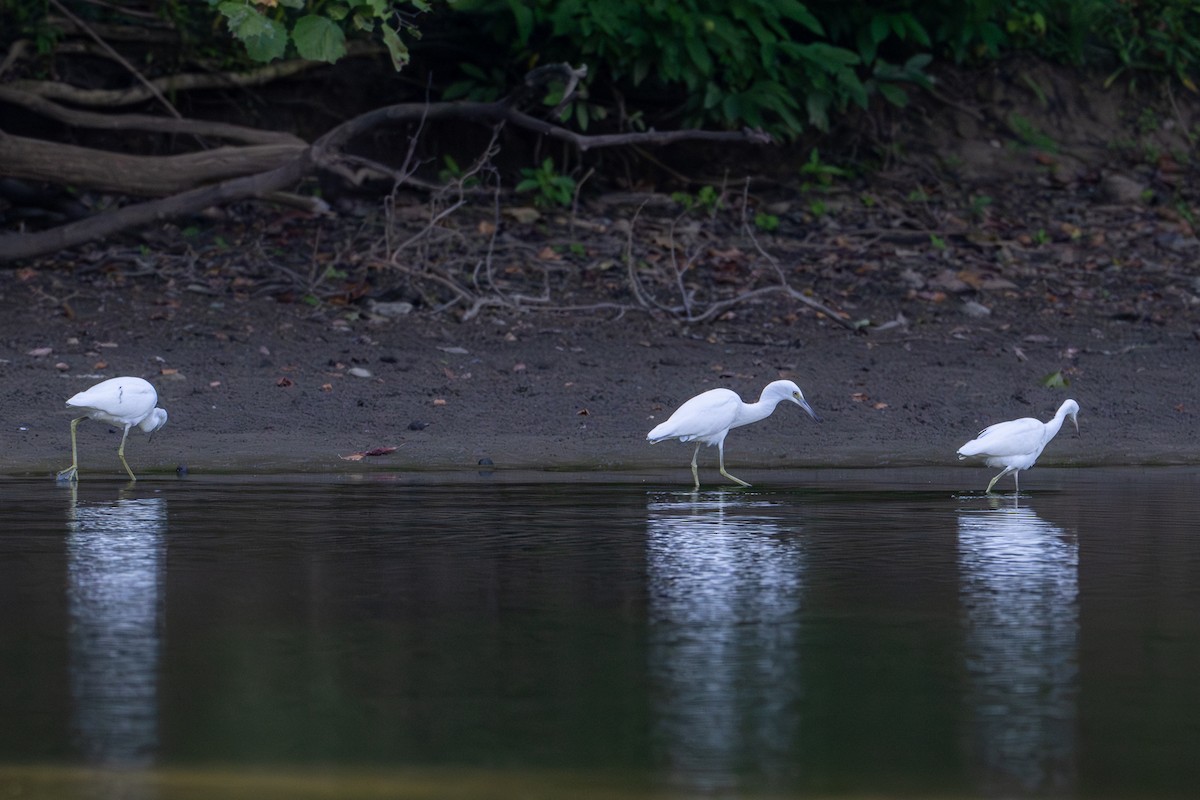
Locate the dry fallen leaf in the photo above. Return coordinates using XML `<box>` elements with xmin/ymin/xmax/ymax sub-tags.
<box><xmin>432</xmin><ymin>398</ymin><xmax>447</xmax><ymax>406</ymax></box>
<box><xmin>503</xmin><ymin>207</ymin><xmax>540</xmax><ymax>224</ymax></box>
<box><xmin>321</xmin><ymin>383</ymin><xmax>333</xmax><ymax>392</ymax></box>
<box><xmin>277</xmin><ymin>377</ymin><xmax>294</xmax><ymax>388</ymax></box>
<box><xmin>339</xmin><ymin>445</ymin><xmax>401</xmax><ymax>462</ymax></box>
<box><xmin>27</xmin><ymin>347</ymin><xmax>52</xmax><ymax>357</ymax></box>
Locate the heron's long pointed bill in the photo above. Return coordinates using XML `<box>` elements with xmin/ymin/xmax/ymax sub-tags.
<box><xmin>795</xmin><ymin>396</ymin><xmax>821</xmax><ymax>423</ymax></box>
<box><xmin>1072</xmin><ymin>416</ymin><xmax>1080</xmax><ymax>437</ymax></box>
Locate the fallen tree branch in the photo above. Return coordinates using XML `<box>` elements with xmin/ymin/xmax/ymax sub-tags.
<box><xmin>0</xmin><ymin>86</ymin><xmax>304</xmax><ymax>146</ymax></box>
<box><xmin>0</xmin><ymin>130</ymin><xmax>304</xmax><ymax>195</ymax></box>
<box><xmin>0</xmin><ymin>157</ymin><xmax>312</xmax><ymax>262</ymax></box>
<box><xmin>1</xmin><ymin>64</ymin><xmax>774</xmax><ymax>262</ymax></box>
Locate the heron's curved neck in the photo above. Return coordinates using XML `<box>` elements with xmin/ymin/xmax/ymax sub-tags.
<box><xmin>1044</xmin><ymin>408</ymin><xmax>1069</xmax><ymax>440</ymax></box>
<box><xmin>734</xmin><ymin>392</ymin><xmax>783</xmax><ymax>427</ymax></box>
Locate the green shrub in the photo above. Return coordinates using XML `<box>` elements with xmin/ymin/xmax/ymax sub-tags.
<box><xmin>208</xmin><ymin>0</ymin><xmax>429</xmax><ymax>68</ymax></box>
<box><xmin>445</xmin><ymin>0</ymin><xmax>933</xmax><ymax>137</ymax></box>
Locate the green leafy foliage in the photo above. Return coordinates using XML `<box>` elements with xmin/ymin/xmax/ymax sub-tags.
<box><xmin>446</xmin><ymin>0</ymin><xmax>930</xmax><ymax>137</ymax></box>
<box><xmin>754</xmin><ymin>212</ymin><xmax>781</xmax><ymax>232</ymax></box>
<box><xmin>799</xmin><ymin>148</ymin><xmax>849</xmax><ymax>189</ymax></box>
<box><xmin>209</xmin><ymin>0</ymin><xmax>427</xmax><ymax>68</ymax></box>
<box><xmin>515</xmin><ymin>158</ymin><xmax>576</xmax><ymax>207</ymax></box>
<box><xmin>292</xmin><ymin>15</ymin><xmax>347</xmax><ymax>62</ymax></box>
<box><xmin>5</xmin><ymin>0</ymin><xmax>1198</xmax><ymax>147</ymax></box>
<box><xmin>671</xmin><ymin>186</ymin><xmax>723</xmax><ymax>215</ymax></box>
<box><xmin>216</xmin><ymin>1</ymin><xmax>288</xmax><ymax>62</ymax></box>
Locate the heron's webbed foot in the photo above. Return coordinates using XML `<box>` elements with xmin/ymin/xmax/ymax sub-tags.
<box><xmin>56</xmin><ymin>465</ymin><xmax>78</xmax><ymax>483</ymax></box>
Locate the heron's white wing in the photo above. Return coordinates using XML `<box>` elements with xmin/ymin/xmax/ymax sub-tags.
<box><xmin>65</xmin><ymin>377</ymin><xmax>159</xmax><ymax>427</ymax></box>
<box><xmin>958</xmin><ymin>417</ymin><xmax>1045</xmax><ymax>458</ymax></box>
<box><xmin>648</xmin><ymin>389</ymin><xmax>741</xmax><ymax>443</ymax></box>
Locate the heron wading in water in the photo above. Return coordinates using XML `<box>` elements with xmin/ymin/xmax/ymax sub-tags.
<box><xmin>57</xmin><ymin>376</ymin><xmax>168</xmax><ymax>482</ymax></box>
<box><xmin>647</xmin><ymin>379</ymin><xmax>820</xmax><ymax>490</ymax></box>
<box><xmin>957</xmin><ymin>398</ymin><xmax>1080</xmax><ymax>494</ymax></box>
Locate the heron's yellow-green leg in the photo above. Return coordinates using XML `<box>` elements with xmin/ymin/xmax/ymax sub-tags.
<box><xmin>985</xmin><ymin>467</ymin><xmax>1012</xmax><ymax>494</ymax></box>
<box><xmin>56</xmin><ymin>417</ymin><xmax>85</xmax><ymax>482</ymax></box>
<box><xmin>117</xmin><ymin>425</ymin><xmax>137</xmax><ymax>482</ymax></box>
<box><xmin>690</xmin><ymin>444</ymin><xmax>701</xmax><ymax>491</ymax></box>
<box><xmin>718</xmin><ymin>442</ymin><xmax>751</xmax><ymax>488</ymax></box>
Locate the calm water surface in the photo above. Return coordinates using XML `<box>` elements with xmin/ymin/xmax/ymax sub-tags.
<box><xmin>1</xmin><ymin>468</ymin><xmax>1197</xmax><ymax>799</ymax></box>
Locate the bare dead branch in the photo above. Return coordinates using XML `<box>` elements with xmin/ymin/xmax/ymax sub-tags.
<box><xmin>739</xmin><ymin>206</ymin><xmax>863</xmax><ymax>331</ymax></box>
<box><xmin>0</xmin><ymin>39</ymin><xmax>30</xmax><ymax>80</ymax></box>
<box><xmin>0</xmin><ymin>87</ymin><xmax>304</xmax><ymax>146</ymax></box>
<box><xmin>6</xmin><ymin>52</ymin><xmax>349</xmax><ymax>107</ymax></box>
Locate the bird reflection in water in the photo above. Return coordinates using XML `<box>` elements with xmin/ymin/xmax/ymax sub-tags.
<box><xmin>957</xmin><ymin>499</ymin><xmax>1078</xmax><ymax>795</ymax></box>
<box><xmin>65</xmin><ymin>483</ymin><xmax>166</xmax><ymax>767</ymax></box>
<box><xmin>646</xmin><ymin>490</ymin><xmax>805</xmax><ymax>793</ymax></box>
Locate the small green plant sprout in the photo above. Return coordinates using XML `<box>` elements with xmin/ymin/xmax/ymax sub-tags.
<box><xmin>1137</xmin><ymin>107</ymin><xmax>1160</xmax><ymax>135</ymax></box>
<box><xmin>800</xmin><ymin>148</ymin><xmax>848</xmax><ymax>190</ymax></box>
<box><xmin>754</xmin><ymin>211</ymin><xmax>780</xmax><ymax>231</ymax></box>
<box><xmin>1033</xmin><ymin>228</ymin><xmax>1050</xmax><ymax>246</ymax></box>
<box><xmin>1175</xmin><ymin>201</ymin><xmax>1196</xmax><ymax>227</ymax></box>
<box><xmin>670</xmin><ymin>191</ymin><xmax>696</xmax><ymax>211</ymax></box>
<box><xmin>969</xmin><ymin>194</ymin><xmax>994</xmax><ymax>219</ymax></box>
<box><xmin>1008</xmin><ymin>113</ymin><xmax>1058</xmax><ymax>153</ymax></box>
<box><xmin>515</xmin><ymin>158</ymin><xmax>576</xmax><ymax>208</ymax></box>
<box><xmin>696</xmin><ymin>185</ymin><xmax>722</xmax><ymax>214</ymax></box>
<box><xmin>929</xmin><ymin>233</ymin><xmax>947</xmax><ymax>250</ymax></box>
<box><xmin>808</xmin><ymin>199</ymin><xmax>828</xmax><ymax>217</ymax></box>
<box><xmin>438</xmin><ymin>155</ymin><xmax>479</xmax><ymax>188</ymax></box>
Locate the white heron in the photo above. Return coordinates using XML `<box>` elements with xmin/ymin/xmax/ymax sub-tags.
<box><xmin>957</xmin><ymin>399</ymin><xmax>1079</xmax><ymax>494</ymax></box>
<box><xmin>647</xmin><ymin>379</ymin><xmax>820</xmax><ymax>489</ymax></box>
<box><xmin>57</xmin><ymin>376</ymin><xmax>168</xmax><ymax>482</ymax></box>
